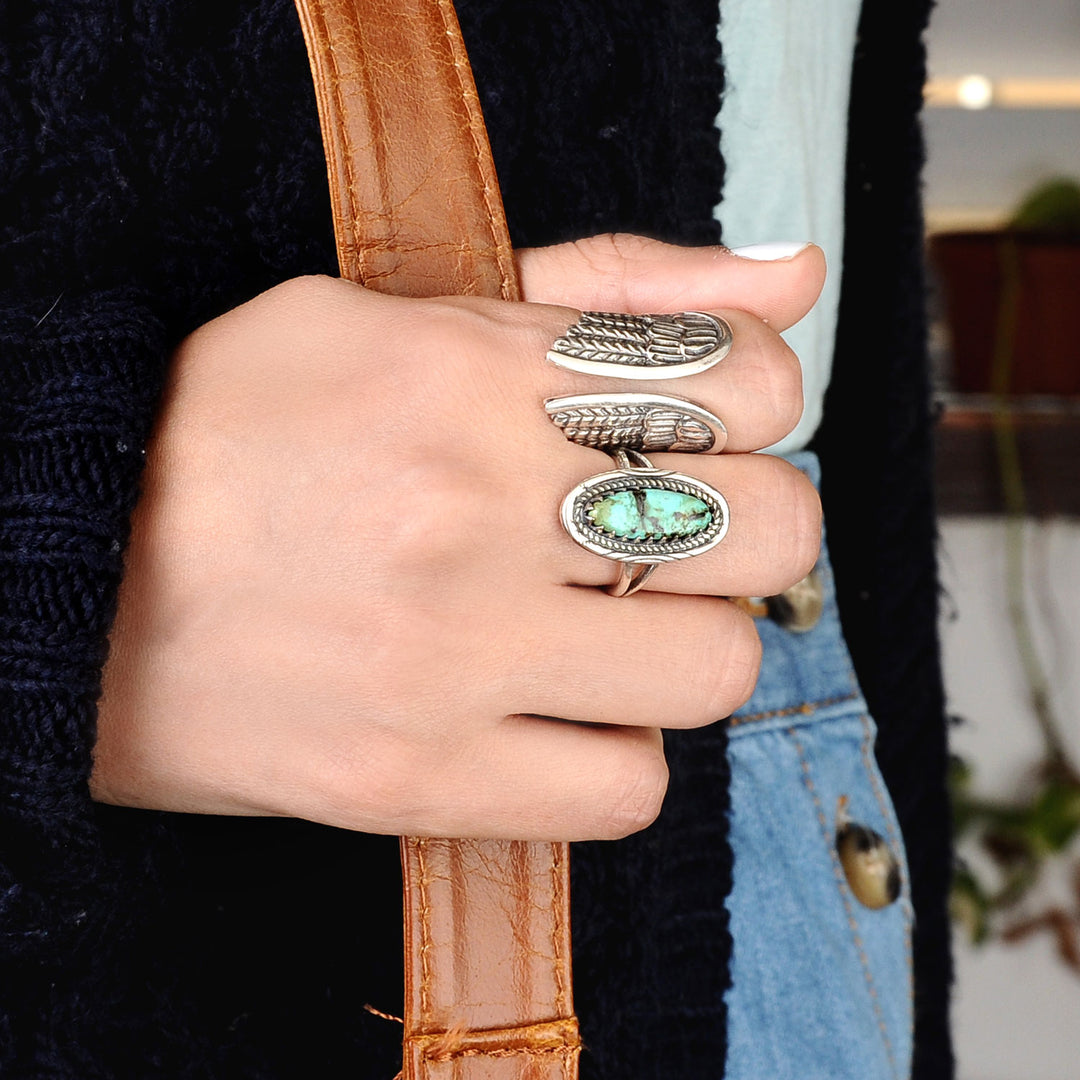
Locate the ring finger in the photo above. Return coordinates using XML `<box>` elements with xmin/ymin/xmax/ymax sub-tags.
<box><xmin>507</xmin><ymin>587</ymin><xmax>762</xmax><ymax>729</ymax></box>
<box><xmin>545</xmin><ymin>451</ymin><xmax>821</xmax><ymax>599</ymax></box>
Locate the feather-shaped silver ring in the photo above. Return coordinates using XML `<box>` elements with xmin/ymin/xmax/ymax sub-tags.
<box><xmin>547</xmin><ymin>310</ymin><xmax>732</xmax><ymax>379</ymax></box>
<box><xmin>544</xmin><ymin>393</ymin><xmax>727</xmax><ymax>454</ymax></box>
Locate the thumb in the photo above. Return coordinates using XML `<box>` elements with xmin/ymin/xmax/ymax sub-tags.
<box><xmin>516</xmin><ymin>233</ymin><xmax>826</xmax><ymax>332</ymax></box>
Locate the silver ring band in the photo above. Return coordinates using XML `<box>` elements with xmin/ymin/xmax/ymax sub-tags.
<box><xmin>607</xmin><ymin>562</ymin><xmax>659</xmax><ymax>598</ymax></box>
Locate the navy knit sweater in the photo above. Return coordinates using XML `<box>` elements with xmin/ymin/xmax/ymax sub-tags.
<box><xmin>0</xmin><ymin>1</ymin><xmax>951</xmax><ymax>1077</ymax></box>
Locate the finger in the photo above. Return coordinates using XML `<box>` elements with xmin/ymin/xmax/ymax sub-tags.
<box><xmin>517</xmin><ymin>233</ymin><xmax>826</xmax><ymax>332</ymax></box>
<box><xmin>438</xmin><ymin>298</ymin><xmax>804</xmax><ymax>454</ymax></box>
<box><xmin>403</xmin><ymin>720</ymin><xmax>671</xmax><ymax>841</ymax></box>
<box><xmin>508</xmin><ymin>589</ymin><xmax>761</xmax><ymax>730</ymax></box>
<box><xmin>547</xmin><ymin>452</ymin><xmax>821</xmax><ymax>598</ymax></box>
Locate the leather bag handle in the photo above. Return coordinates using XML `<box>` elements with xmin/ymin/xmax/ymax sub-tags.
<box><xmin>294</xmin><ymin>0</ymin><xmax>519</xmax><ymax>301</ymax></box>
<box><xmin>291</xmin><ymin>4</ymin><xmax>581</xmax><ymax>1080</ymax></box>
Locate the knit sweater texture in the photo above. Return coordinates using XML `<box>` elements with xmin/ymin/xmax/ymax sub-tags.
<box><xmin>0</xmin><ymin>1</ymin><xmax>951</xmax><ymax>1077</ymax></box>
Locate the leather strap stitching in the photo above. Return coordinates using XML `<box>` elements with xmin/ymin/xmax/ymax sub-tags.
<box><xmin>409</xmin><ymin>1017</ymin><xmax>581</xmax><ymax>1064</ymax></box>
<box><xmin>432</xmin><ymin>0</ymin><xmax>517</xmax><ymax>299</ymax></box>
<box><xmin>425</xmin><ymin>1046</ymin><xmax>579</xmax><ymax>1063</ymax></box>
<box><xmin>416</xmin><ymin>838</ymin><xmax>433</xmax><ymax>1020</ymax></box>
<box><xmin>553</xmin><ymin>843</ymin><xmax>572</xmax><ymax>1080</ymax></box>
<box><xmin>305</xmin><ymin>0</ymin><xmax>367</xmax><ymax>283</ymax></box>
<box><xmin>551</xmin><ymin>843</ymin><xmax>568</xmax><ymax>1017</ymax></box>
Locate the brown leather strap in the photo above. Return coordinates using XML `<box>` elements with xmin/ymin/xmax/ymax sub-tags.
<box><xmin>293</xmin><ymin>0</ymin><xmax>520</xmax><ymax>301</ymax></box>
<box><xmin>292</xmin><ymin>4</ymin><xmax>579</xmax><ymax>1079</ymax></box>
<box><xmin>401</xmin><ymin>839</ymin><xmax>579</xmax><ymax>1080</ymax></box>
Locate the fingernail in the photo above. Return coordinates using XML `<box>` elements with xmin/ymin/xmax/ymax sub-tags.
<box><xmin>729</xmin><ymin>241</ymin><xmax>812</xmax><ymax>262</ymax></box>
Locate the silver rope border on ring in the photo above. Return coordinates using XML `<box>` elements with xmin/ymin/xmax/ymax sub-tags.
<box><xmin>560</xmin><ymin>466</ymin><xmax>730</xmax><ymax>564</ymax></box>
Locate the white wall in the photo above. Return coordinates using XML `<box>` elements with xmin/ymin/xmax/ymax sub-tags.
<box><xmin>923</xmin><ymin>0</ymin><xmax>1080</xmax><ymax>226</ymax></box>
<box><xmin>924</xmin><ymin>110</ymin><xmax>1080</xmax><ymax>224</ymax></box>
<box><xmin>928</xmin><ymin>0</ymin><xmax>1080</xmax><ymax>79</ymax></box>
<box><xmin>939</xmin><ymin>517</ymin><xmax>1080</xmax><ymax>1080</ymax></box>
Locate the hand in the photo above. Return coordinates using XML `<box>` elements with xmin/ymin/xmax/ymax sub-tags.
<box><xmin>92</xmin><ymin>234</ymin><xmax>825</xmax><ymax>840</ymax></box>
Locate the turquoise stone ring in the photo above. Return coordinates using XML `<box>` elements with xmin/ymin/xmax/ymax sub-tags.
<box><xmin>589</xmin><ymin>488</ymin><xmax>713</xmax><ymax>542</ymax></box>
<box><xmin>561</xmin><ymin>449</ymin><xmax>730</xmax><ymax>596</ymax></box>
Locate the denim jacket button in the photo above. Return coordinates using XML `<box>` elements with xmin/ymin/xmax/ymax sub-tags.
<box><xmin>766</xmin><ymin>568</ymin><xmax>824</xmax><ymax>633</ymax></box>
<box><xmin>836</xmin><ymin>822</ymin><xmax>902</xmax><ymax>909</ymax></box>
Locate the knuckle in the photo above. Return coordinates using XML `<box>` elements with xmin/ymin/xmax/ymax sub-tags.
<box><xmin>739</xmin><ymin>323</ymin><xmax>804</xmax><ymax>431</ymax></box>
<box><xmin>787</xmin><ymin>471</ymin><xmax>823</xmax><ymax>582</ymax></box>
<box><xmin>573</xmin><ymin>232</ymin><xmax>650</xmax><ymax>269</ymax></box>
<box><xmin>600</xmin><ymin>232</ymin><xmax>659</xmax><ymax>264</ymax></box>
<box><xmin>387</xmin><ymin>463</ymin><xmax>480</xmax><ymax>567</ymax></box>
<box><xmin>570</xmin><ymin>233</ymin><xmax>663</xmax><ymax>307</ymax></box>
<box><xmin>405</xmin><ymin>301</ymin><xmax>470</xmax><ymax>352</ymax></box>
<box><xmin>570</xmin><ymin>234</ymin><xmax>631</xmax><ymax>299</ymax></box>
<box><xmin>596</xmin><ymin>742</ymin><xmax>670</xmax><ymax>839</ymax></box>
<box><xmin>774</xmin><ymin>341</ymin><xmax>806</xmax><ymax>433</ymax></box>
<box><xmin>408</xmin><ymin>300</ymin><xmax>513</xmax><ymax>376</ymax></box>
<box><xmin>268</xmin><ymin>273</ymin><xmax>347</xmax><ymax>310</ymax></box>
<box><xmin>698</xmin><ymin>607</ymin><xmax>762</xmax><ymax>721</ymax></box>
<box><xmin>251</xmin><ymin>275</ymin><xmax>376</xmax><ymax>353</ymax></box>
<box><xmin>719</xmin><ymin>611</ymin><xmax>764</xmax><ymax>714</ymax></box>
<box><xmin>317</xmin><ymin>738</ymin><xmax>436</xmax><ymax>835</ymax></box>
<box><xmin>763</xmin><ymin>459</ymin><xmax>821</xmax><ymax>589</ymax></box>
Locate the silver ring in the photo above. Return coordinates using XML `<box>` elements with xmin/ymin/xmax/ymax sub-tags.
<box><xmin>547</xmin><ymin>311</ymin><xmax>733</xmax><ymax>380</ymax></box>
<box><xmin>544</xmin><ymin>393</ymin><xmax>727</xmax><ymax>454</ymax></box>
<box><xmin>561</xmin><ymin>449</ymin><xmax>730</xmax><ymax>597</ymax></box>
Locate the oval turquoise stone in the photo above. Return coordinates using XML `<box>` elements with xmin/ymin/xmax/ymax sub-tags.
<box><xmin>588</xmin><ymin>488</ymin><xmax>712</xmax><ymax>541</ymax></box>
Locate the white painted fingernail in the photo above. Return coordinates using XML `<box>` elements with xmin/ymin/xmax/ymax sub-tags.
<box><xmin>729</xmin><ymin>241</ymin><xmax>812</xmax><ymax>262</ymax></box>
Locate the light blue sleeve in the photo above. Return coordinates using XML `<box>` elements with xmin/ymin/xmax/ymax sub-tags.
<box><xmin>714</xmin><ymin>0</ymin><xmax>863</xmax><ymax>454</ymax></box>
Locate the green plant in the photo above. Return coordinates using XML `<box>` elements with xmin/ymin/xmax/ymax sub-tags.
<box><xmin>951</xmin><ymin>757</ymin><xmax>1080</xmax><ymax>964</ymax></box>
<box><xmin>1008</xmin><ymin>176</ymin><xmax>1080</xmax><ymax>235</ymax></box>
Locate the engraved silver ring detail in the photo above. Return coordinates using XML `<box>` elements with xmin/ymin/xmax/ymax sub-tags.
<box><xmin>544</xmin><ymin>393</ymin><xmax>727</xmax><ymax>455</ymax></box>
<box><xmin>547</xmin><ymin>310</ymin><xmax>733</xmax><ymax>380</ymax></box>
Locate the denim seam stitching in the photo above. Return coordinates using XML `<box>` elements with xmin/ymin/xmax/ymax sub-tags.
<box><xmin>729</xmin><ymin>690</ymin><xmax>860</xmax><ymax>727</ymax></box>
<box><xmin>789</xmin><ymin>726</ymin><xmax>900</xmax><ymax>1080</ymax></box>
<box><xmin>858</xmin><ymin>713</ymin><xmax>916</xmax><ymax>1063</ymax></box>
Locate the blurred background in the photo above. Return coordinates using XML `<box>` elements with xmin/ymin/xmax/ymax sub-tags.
<box><xmin>923</xmin><ymin>2</ymin><xmax>1080</xmax><ymax>1078</ymax></box>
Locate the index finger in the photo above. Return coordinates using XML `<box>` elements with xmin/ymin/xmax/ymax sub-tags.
<box><xmin>516</xmin><ymin>233</ymin><xmax>826</xmax><ymax>333</ymax></box>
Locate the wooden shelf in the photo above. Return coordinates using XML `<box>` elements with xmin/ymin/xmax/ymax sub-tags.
<box><xmin>935</xmin><ymin>398</ymin><xmax>1080</xmax><ymax>516</ymax></box>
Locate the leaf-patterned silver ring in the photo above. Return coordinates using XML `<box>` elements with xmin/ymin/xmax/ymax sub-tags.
<box><xmin>547</xmin><ymin>310</ymin><xmax>733</xmax><ymax>380</ymax></box>
<box><xmin>544</xmin><ymin>393</ymin><xmax>727</xmax><ymax>454</ymax></box>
